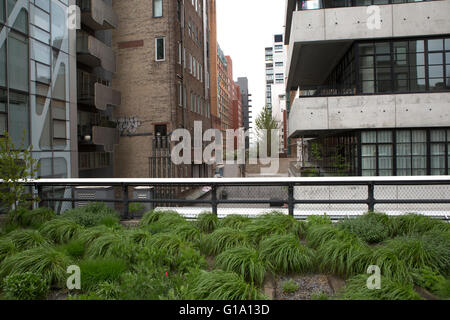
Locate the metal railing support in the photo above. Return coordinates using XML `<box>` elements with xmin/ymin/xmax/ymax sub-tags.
<box><xmin>288</xmin><ymin>183</ymin><xmax>294</xmax><ymax>216</ymax></box>
<box><xmin>368</xmin><ymin>182</ymin><xmax>375</xmax><ymax>212</ymax></box>
<box><xmin>211</xmin><ymin>184</ymin><xmax>218</xmax><ymax>216</ymax></box>
<box><xmin>122</xmin><ymin>184</ymin><xmax>129</xmax><ymax>220</ymax></box>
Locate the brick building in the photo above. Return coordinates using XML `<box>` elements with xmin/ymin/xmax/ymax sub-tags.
<box><xmin>112</xmin><ymin>0</ymin><xmax>213</xmax><ymax>178</ymax></box>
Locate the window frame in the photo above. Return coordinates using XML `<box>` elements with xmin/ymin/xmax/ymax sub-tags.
<box><xmin>155</xmin><ymin>37</ymin><xmax>166</xmax><ymax>62</ymax></box>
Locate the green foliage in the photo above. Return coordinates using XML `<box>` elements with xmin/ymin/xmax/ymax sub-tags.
<box><xmin>172</xmin><ymin>223</ymin><xmax>202</xmax><ymax>243</ymax></box>
<box><xmin>39</xmin><ymin>218</ymin><xmax>83</xmax><ymax>244</ymax></box>
<box><xmin>306</xmin><ymin>224</ymin><xmax>349</xmax><ymax>249</ymax></box>
<box><xmin>94</xmin><ymin>281</ymin><xmax>121</xmax><ymax>300</ymax></box>
<box><xmin>201</xmin><ymin>227</ymin><xmax>248</xmax><ymax>256</ymax></box>
<box><xmin>310</xmin><ymin>142</ymin><xmax>322</xmax><ymax>161</ymax></box>
<box><xmin>196</xmin><ymin>212</ymin><xmax>219</xmax><ymax>233</ymax></box>
<box><xmin>4</xmin><ymin>229</ymin><xmax>50</xmax><ymax>250</ymax></box>
<box><xmin>174</xmin><ymin>246</ymin><xmax>208</xmax><ymax>274</ymax></box>
<box><xmin>7</xmin><ymin>207</ymin><xmax>56</xmax><ymax>229</ymax></box>
<box><xmin>146</xmin><ymin>233</ymin><xmax>185</xmax><ymax>257</ymax></box>
<box><xmin>61</xmin><ymin>203</ymin><xmax>120</xmax><ymax>228</ymax></box>
<box><xmin>215</xmin><ymin>247</ymin><xmax>268</xmax><ymax>286</ymax></box>
<box><xmin>435</xmin><ymin>278</ymin><xmax>450</xmax><ymax>299</ymax></box>
<box><xmin>389</xmin><ymin>214</ymin><xmax>449</xmax><ymax>237</ymax></box>
<box><xmin>281</xmin><ymin>280</ymin><xmax>299</xmax><ymax>294</ymax></box>
<box><xmin>79</xmin><ymin>258</ymin><xmax>127</xmax><ymax>291</ymax></box>
<box><xmin>190</xmin><ymin>270</ymin><xmax>267</xmax><ymax>300</ymax></box>
<box><xmin>0</xmin><ymin>239</ymin><xmax>16</xmax><ymax>262</ymax></box>
<box><xmin>219</xmin><ymin>215</ymin><xmax>251</xmax><ymax>229</ymax></box>
<box><xmin>127</xmin><ymin>228</ymin><xmax>153</xmax><ymax>246</ymax></box>
<box><xmin>244</xmin><ymin>212</ymin><xmax>305</xmax><ymax>245</ymax></box>
<box><xmin>306</xmin><ymin>214</ymin><xmax>332</xmax><ymax>227</ymax></box>
<box><xmin>412</xmin><ymin>267</ymin><xmax>446</xmax><ymax>294</ymax></box>
<box><xmin>311</xmin><ymin>291</ymin><xmax>329</xmax><ymax>300</ymax></box>
<box><xmin>337</xmin><ymin>274</ymin><xmax>421</xmax><ymax>300</ymax></box>
<box><xmin>2</xmin><ymin>272</ymin><xmax>49</xmax><ymax>300</ymax></box>
<box><xmin>84</xmin><ymin>230</ymin><xmax>129</xmax><ymax>259</ymax></box>
<box><xmin>0</xmin><ymin>131</ymin><xmax>40</xmax><ymax>211</ymax></box>
<box><xmin>59</xmin><ymin>240</ymin><xmax>85</xmax><ymax>260</ymax></box>
<box><xmin>0</xmin><ymin>247</ymin><xmax>72</xmax><ymax>286</ymax></box>
<box><xmin>260</xmin><ymin>234</ymin><xmax>316</xmax><ymax>274</ymax></box>
<box><xmin>76</xmin><ymin>225</ymin><xmax>114</xmax><ymax>247</ymax></box>
<box><xmin>370</xmin><ymin>247</ymin><xmax>411</xmax><ymax>283</ymax></box>
<box><xmin>337</xmin><ymin>213</ymin><xmax>390</xmax><ymax>244</ymax></box>
<box><xmin>255</xmin><ymin>106</ymin><xmax>280</xmax><ymax>157</ymax></box>
<box><xmin>318</xmin><ymin>237</ymin><xmax>372</xmax><ymax>277</ymax></box>
<box><xmin>139</xmin><ymin>210</ymin><xmax>179</xmax><ymax>227</ymax></box>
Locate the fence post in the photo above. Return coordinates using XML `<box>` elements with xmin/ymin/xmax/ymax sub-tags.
<box><xmin>122</xmin><ymin>184</ymin><xmax>129</xmax><ymax>220</ymax></box>
<box><xmin>211</xmin><ymin>184</ymin><xmax>218</xmax><ymax>216</ymax></box>
<box><xmin>288</xmin><ymin>183</ymin><xmax>294</xmax><ymax>217</ymax></box>
<box><xmin>368</xmin><ymin>182</ymin><xmax>375</xmax><ymax>212</ymax></box>
<box><xmin>33</xmin><ymin>183</ymin><xmax>39</xmax><ymax>210</ymax></box>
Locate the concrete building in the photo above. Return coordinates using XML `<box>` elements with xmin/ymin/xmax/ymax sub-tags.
<box><xmin>217</xmin><ymin>44</ymin><xmax>231</xmax><ymax>138</ymax></box>
<box><xmin>208</xmin><ymin>0</ymin><xmax>221</xmax><ymax>134</ymax></box>
<box><xmin>112</xmin><ymin>0</ymin><xmax>213</xmax><ymax>178</ymax></box>
<box><xmin>0</xmin><ymin>0</ymin><xmax>77</xmax><ymax>179</ymax></box>
<box><xmin>237</xmin><ymin>77</ymin><xmax>252</xmax><ymax>150</ymax></box>
<box><xmin>226</xmin><ymin>55</ymin><xmax>243</xmax><ymax>150</ymax></box>
<box><xmin>77</xmin><ymin>0</ymin><xmax>121</xmax><ymax>178</ymax></box>
<box><xmin>265</xmin><ymin>34</ymin><xmax>287</xmax><ymax>154</ymax></box>
<box><xmin>285</xmin><ymin>0</ymin><xmax>450</xmax><ymax>176</ymax></box>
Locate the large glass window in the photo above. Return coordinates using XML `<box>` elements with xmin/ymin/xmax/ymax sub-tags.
<box><xmin>8</xmin><ymin>31</ymin><xmax>28</xmax><ymax>92</ymax></box>
<box><xmin>396</xmin><ymin>130</ymin><xmax>427</xmax><ymax>176</ymax></box>
<box><xmin>9</xmin><ymin>91</ymin><xmax>29</xmax><ymax>147</ymax></box>
<box><xmin>0</xmin><ymin>38</ymin><xmax>5</xmax><ymax>87</ymax></box>
<box><xmin>430</xmin><ymin>129</ymin><xmax>446</xmax><ymax>175</ymax></box>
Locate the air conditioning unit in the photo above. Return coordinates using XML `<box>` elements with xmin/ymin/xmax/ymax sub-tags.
<box><xmin>73</xmin><ymin>186</ymin><xmax>115</xmax><ymax>209</ymax></box>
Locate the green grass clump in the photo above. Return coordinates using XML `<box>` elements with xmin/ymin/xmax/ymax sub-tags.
<box><xmin>0</xmin><ymin>247</ymin><xmax>72</xmax><ymax>286</ymax></box>
<box><xmin>196</xmin><ymin>212</ymin><xmax>219</xmax><ymax>233</ymax></box>
<box><xmin>85</xmin><ymin>231</ymin><xmax>129</xmax><ymax>259</ymax></box>
<box><xmin>94</xmin><ymin>281</ymin><xmax>121</xmax><ymax>300</ymax></box>
<box><xmin>306</xmin><ymin>224</ymin><xmax>349</xmax><ymax>249</ymax></box>
<box><xmin>337</xmin><ymin>274</ymin><xmax>422</xmax><ymax>300</ymax></box>
<box><xmin>147</xmin><ymin>233</ymin><xmax>186</xmax><ymax>257</ymax></box>
<box><xmin>76</xmin><ymin>225</ymin><xmax>116</xmax><ymax>247</ymax></box>
<box><xmin>174</xmin><ymin>246</ymin><xmax>208</xmax><ymax>274</ymax></box>
<box><xmin>281</xmin><ymin>280</ymin><xmax>299</xmax><ymax>294</ymax></box>
<box><xmin>318</xmin><ymin>237</ymin><xmax>372</xmax><ymax>277</ymax></box>
<box><xmin>201</xmin><ymin>227</ymin><xmax>248</xmax><ymax>256</ymax></box>
<box><xmin>2</xmin><ymin>272</ymin><xmax>49</xmax><ymax>300</ymax></box>
<box><xmin>389</xmin><ymin>214</ymin><xmax>449</xmax><ymax>237</ymax></box>
<box><xmin>215</xmin><ymin>247</ymin><xmax>268</xmax><ymax>286</ymax></box>
<box><xmin>337</xmin><ymin>213</ymin><xmax>390</xmax><ymax>244</ymax></box>
<box><xmin>79</xmin><ymin>258</ymin><xmax>127</xmax><ymax>291</ymax></box>
<box><xmin>306</xmin><ymin>214</ymin><xmax>332</xmax><ymax>227</ymax></box>
<box><xmin>172</xmin><ymin>223</ymin><xmax>202</xmax><ymax>243</ymax></box>
<box><xmin>219</xmin><ymin>215</ymin><xmax>251</xmax><ymax>229</ymax></box>
<box><xmin>190</xmin><ymin>270</ymin><xmax>267</xmax><ymax>300</ymax></box>
<box><xmin>370</xmin><ymin>246</ymin><xmax>411</xmax><ymax>283</ymax></box>
<box><xmin>311</xmin><ymin>291</ymin><xmax>329</xmax><ymax>300</ymax></box>
<box><xmin>5</xmin><ymin>229</ymin><xmax>50</xmax><ymax>250</ymax></box>
<box><xmin>127</xmin><ymin>228</ymin><xmax>153</xmax><ymax>247</ymax></box>
<box><xmin>0</xmin><ymin>240</ymin><xmax>17</xmax><ymax>262</ymax></box>
<box><xmin>39</xmin><ymin>218</ymin><xmax>83</xmax><ymax>244</ymax></box>
<box><xmin>383</xmin><ymin>236</ymin><xmax>449</xmax><ymax>276</ymax></box>
<box><xmin>139</xmin><ymin>210</ymin><xmax>180</xmax><ymax>227</ymax></box>
<box><xmin>244</xmin><ymin>212</ymin><xmax>305</xmax><ymax>245</ymax></box>
<box><xmin>260</xmin><ymin>234</ymin><xmax>316</xmax><ymax>274</ymax></box>
<box><xmin>412</xmin><ymin>266</ymin><xmax>447</xmax><ymax>295</ymax></box>
<box><xmin>59</xmin><ymin>240</ymin><xmax>85</xmax><ymax>260</ymax></box>
<box><xmin>61</xmin><ymin>203</ymin><xmax>120</xmax><ymax>227</ymax></box>
<box><xmin>8</xmin><ymin>208</ymin><xmax>56</xmax><ymax>229</ymax></box>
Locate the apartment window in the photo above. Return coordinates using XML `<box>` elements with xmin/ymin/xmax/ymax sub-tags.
<box><xmin>189</xmin><ymin>54</ymin><xmax>193</xmax><ymax>73</ymax></box>
<box><xmin>275</xmin><ymin>62</ymin><xmax>284</xmax><ymax>67</ymax></box>
<box><xmin>275</xmin><ymin>73</ymin><xmax>284</xmax><ymax>80</ymax></box>
<box><xmin>178</xmin><ymin>83</ymin><xmax>183</xmax><ymax>106</ymax></box>
<box><xmin>183</xmin><ymin>48</ymin><xmax>186</xmax><ymax>69</ymax></box>
<box><xmin>190</xmin><ymin>92</ymin><xmax>194</xmax><ymax>111</ymax></box>
<box><xmin>155</xmin><ymin>37</ymin><xmax>165</xmax><ymax>61</ymax></box>
<box><xmin>178</xmin><ymin>43</ymin><xmax>182</xmax><ymax>64</ymax></box>
<box><xmin>153</xmin><ymin>0</ymin><xmax>163</xmax><ymax>18</ymax></box>
<box><xmin>430</xmin><ymin>130</ymin><xmax>447</xmax><ymax>175</ymax></box>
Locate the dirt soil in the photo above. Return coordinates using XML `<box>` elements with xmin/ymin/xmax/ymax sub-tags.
<box><xmin>275</xmin><ymin>274</ymin><xmax>335</xmax><ymax>300</ymax></box>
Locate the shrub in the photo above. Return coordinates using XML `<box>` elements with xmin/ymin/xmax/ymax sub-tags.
<box><xmin>139</xmin><ymin>210</ymin><xmax>179</xmax><ymax>227</ymax></box>
<box><xmin>94</xmin><ymin>281</ymin><xmax>121</xmax><ymax>300</ymax></box>
<box><xmin>305</xmin><ymin>224</ymin><xmax>345</xmax><ymax>249</ymax></box>
<box><xmin>281</xmin><ymin>280</ymin><xmax>299</xmax><ymax>294</ymax></box>
<box><xmin>0</xmin><ymin>247</ymin><xmax>72</xmax><ymax>286</ymax></box>
<box><xmin>318</xmin><ymin>237</ymin><xmax>372</xmax><ymax>277</ymax></box>
<box><xmin>59</xmin><ymin>240</ymin><xmax>85</xmax><ymax>260</ymax></box>
<box><xmin>435</xmin><ymin>278</ymin><xmax>450</xmax><ymax>299</ymax></box>
<box><xmin>127</xmin><ymin>228</ymin><xmax>153</xmax><ymax>247</ymax></box>
<box><xmin>389</xmin><ymin>214</ymin><xmax>449</xmax><ymax>237</ymax></box>
<box><xmin>201</xmin><ymin>227</ymin><xmax>248</xmax><ymax>256</ymax></box>
<box><xmin>370</xmin><ymin>246</ymin><xmax>412</xmax><ymax>283</ymax></box>
<box><xmin>190</xmin><ymin>270</ymin><xmax>267</xmax><ymax>300</ymax></box>
<box><xmin>219</xmin><ymin>215</ymin><xmax>251</xmax><ymax>229</ymax></box>
<box><xmin>39</xmin><ymin>218</ymin><xmax>83</xmax><ymax>244</ymax></box>
<box><xmin>337</xmin><ymin>213</ymin><xmax>390</xmax><ymax>244</ymax></box>
<box><xmin>79</xmin><ymin>258</ymin><xmax>127</xmax><ymax>291</ymax></box>
<box><xmin>215</xmin><ymin>247</ymin><xmax>268</xmax><ymax>286</ymax></box>
<box><xmin>196</xmin><ymin>212</ymin><xmax>219</xmax><ymax>233</ymax></box>
<box><xmin>260</xmin><ymin>234</ymin><xmax>316</xmax><ymax>274</ymax></box>
<box><xmin>174</xmin><ymin>246</ymin><xmax>208</xmax><ymax>274</ymax></box>
<box><xmin>76</xmin><ymin>225</ymin><xmax>115</xmax><ymax>247</ymax></box>
<box><xmin>5</xmin><ymin>229</ymin><xmax>50</xmax><ymax>250</ymax></box>
<box><xmin>0</xmin><ymin>240</ymin><xmax>16</xmax><ymax>262</ymax></box>
<box><xmin>2</xmin><ymin>272</ymin><xmax>49</xmax><ymax>300</ymax></box>
<box><xmin>337</xmin><ymin>274</ymin><xmax>421</xmax><ymax>300</ymax></box>
<box><xmin>412</xmin><ymin>266</ymin><xmax>446</xmax><ymax>294</ymax></box>
<box><xmin>61</xmin><ymin>203</ymin><xmax>120</xmax><ymax>227</ymax></box>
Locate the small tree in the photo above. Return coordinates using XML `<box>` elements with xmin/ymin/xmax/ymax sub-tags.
<box><xmin>255</xmin><ymin>106</ymin><xmax>280</xmax><ymax>157</ymax></box>
<box><xmin>0</xmin><ymin>131</ymin><xmax>40</xmax><ymax>212</ymax></box>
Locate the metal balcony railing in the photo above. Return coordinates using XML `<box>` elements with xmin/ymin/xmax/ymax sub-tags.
<box><xmin>296</xmin><ymin>0</ymin><xmax>436</xmax><ymax>11</ymax></box>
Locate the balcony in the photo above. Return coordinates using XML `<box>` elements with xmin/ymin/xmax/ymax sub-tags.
<box><xmin>288</xmin><ymin>92</ymin><xmax>450</xmax><ymax>138</ymax></box>
<box><xmin>77</xmin><ymin>0</ymin><xmax>118</xmax><ymax>30</ymax></box>
<box><xmin>77</xmin><ymin>32</ymin><xmax>116</xmax><ymax>73</ymax></box>
<box><xmin>284</xmin><ymin>0</ymin><xmax>450</xmax><ymax>90</ymax></box>
<box><xmin>78</xmin><ymin>112</ymin><xmax>119</xmax><ymax>152</ymax></box>
<box><xmin>78</xmin><ymin>71</ymin><xmax>121</xmax><ymax>110</ymax></box>
<box><xmin>92</xmin><ymin>126</ymin><xmax>119</xmax><ymax>152</ymax></box>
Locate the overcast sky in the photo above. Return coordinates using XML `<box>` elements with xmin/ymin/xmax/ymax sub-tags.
<box><xmin>216</xmin><ymin>0</ymin><xmax>285</xmax><ymax>128</ymax></box>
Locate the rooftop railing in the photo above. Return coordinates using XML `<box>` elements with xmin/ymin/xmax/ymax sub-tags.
<box><xmin>296</xmin><ymin>0</ymin><xmax>436</xmax><ymax>11</ymax></box>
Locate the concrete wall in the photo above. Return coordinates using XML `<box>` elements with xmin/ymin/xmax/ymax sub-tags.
<box><xmin>289</xmin><ymin>92</ymin><xmax>450</xmax><ymax>137</ymax></box>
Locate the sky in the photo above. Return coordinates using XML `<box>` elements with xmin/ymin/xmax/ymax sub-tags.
<box><xmin>216</xmin><ymin>0</ymin><xmax>285</xmax><ymax>129</ymax></box>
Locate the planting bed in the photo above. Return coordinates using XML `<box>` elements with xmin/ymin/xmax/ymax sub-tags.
<box><xmin>0</xmin><ymin>205</ymin><xmax>449</xmax><ymax>300</ymax></box>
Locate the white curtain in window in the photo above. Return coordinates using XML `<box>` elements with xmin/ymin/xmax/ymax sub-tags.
<box><xmin>154</xmin><ymin>0</ymin><xmax>163</xmax><ymax>17</ymax></box>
